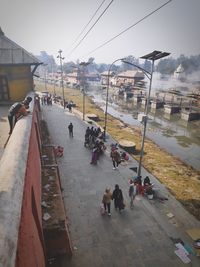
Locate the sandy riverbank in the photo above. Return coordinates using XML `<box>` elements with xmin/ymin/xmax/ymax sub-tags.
<box><xmin>36</xmin><ymin>83</ymin><xmax>200</xmax><ymax>220</ymax></box>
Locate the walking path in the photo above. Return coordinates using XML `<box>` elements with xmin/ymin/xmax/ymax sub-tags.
<box><xmin>42</xmin><ymin>103</ymin><xmax>200</xmax><ymax>267</ymax></box>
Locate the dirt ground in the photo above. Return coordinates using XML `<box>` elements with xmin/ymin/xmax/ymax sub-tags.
<box><xmin>35</xmin><ymin>83</ymin><xmax>200</xmax><ymax>221</ymax></box>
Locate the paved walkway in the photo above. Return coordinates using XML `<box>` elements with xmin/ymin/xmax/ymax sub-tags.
<box><xmin>42</xmin><ymin>104</ymin><xmax>200</xmax><ymax>267</ymax></box>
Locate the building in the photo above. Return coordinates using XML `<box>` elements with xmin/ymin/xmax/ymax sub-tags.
<box><xmin>0</xmin><ymin>28</ymin><xmax>41</xmax><ymax>102</ymax></box>
<box><xmin>66</xmin><ymin>70</ymin><xmax>99</xmax><ymax>88</ymax></box>
<box><xmin>66</xmin><ymin>72</ymin><xmax>79</xmax><ymax>87</ymax></box>
<box><xmin>100</xmin><ymin>71</ymin><xmax>115</xmax><ymax>87</ymax></box>
<box><xmin>115</xmin><ymin>70</ymin><xmax>145</xmax><ymax>88</ymax></box>
<box><xmin>100</xmin><ymin>70</ymin><xmax>145</xmax><ymax>89</ymax></box>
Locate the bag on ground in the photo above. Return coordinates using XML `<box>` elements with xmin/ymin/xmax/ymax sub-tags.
<box><xmin>100</xmin><ymin>203</ymin><xmax>105</xmax><ymax>215</ymax></box>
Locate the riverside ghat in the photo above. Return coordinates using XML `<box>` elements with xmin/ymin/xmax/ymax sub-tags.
<box><xmin>87</xmin><ymin>84</ymin><xmax>200</xmax><ymax>171</ymax></box>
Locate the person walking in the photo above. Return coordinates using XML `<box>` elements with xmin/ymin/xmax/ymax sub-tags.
<box><xmin>68</xmin><ymin>122</ymin><xmax>73</xmax><ymax>137</ymax></box>
<box><xmin>129</xmin><ymin>179</ymin><xmax>137</xmax><ymax>209</ymax></box>
<box><xmin>112</xmin><ymin>184</ymin><xmax>124</xmax><ymax>212</ymax></box>
<box><xmin>110</xmin><ymin>147</ymin><xmax>121</xmax><ymax>170</ymax></box>
<box><xmin>68</xmin><ymin>102</ymin><xmax>72</xmax><ymax>112</ymax></box>
<box><xmin>90</xmin><ymin>146</ymin><xmax>98</xmax><ymax>165</ymax></box>
<box><xmin>102</xmin><ymin>188</ymin><xmax>112</xmax><ymax>216</ymax></box>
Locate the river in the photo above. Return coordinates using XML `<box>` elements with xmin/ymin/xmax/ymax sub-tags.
<box><xmin>86</xmin><ymin>84</ymin><xmax>200</xmax><ymax>171</ymax></box>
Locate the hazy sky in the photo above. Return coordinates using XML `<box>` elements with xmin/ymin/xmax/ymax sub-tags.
<box><xmin>1</xmin><ymin>0</ymin><xmax>200</xmax><ymax>64</ymax></box>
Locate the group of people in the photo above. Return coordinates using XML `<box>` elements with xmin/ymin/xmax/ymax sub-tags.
<box><xmin>84</xmin><ymin>126</ymin><xmax>106</xmax><ymax>165</ymax></box>
<box><xmin>102</xmin><ymin>184</ymin><xmax>124</xmax><ymax>216</ymax></box>
<box><xmin>40</xmin><ymin>94</ymin><xmax>52</xmax><ymax>106</ymax></box>
<box><xmin>84</xmin><ymin>126</ymin><xmax>104</xmax><ymax>147</ymax></box>
<box><xmin>129</xmin><ymin>175</ymin><xmax>155</xmax><ymax>200</ymax></box>
<box><xmin>102</xmin><ymin>175</ymin><xmax>155</xmax><ymax>216</ymax></box>
<box><xmin>90</xmin><ymin>139</ymin><xmax>106</xmax><ymax>165</ymax></box>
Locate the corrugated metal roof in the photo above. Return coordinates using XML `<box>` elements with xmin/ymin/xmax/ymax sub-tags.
<box><xmin>0</xmin><ymin>29</ymin><xmax>41</xmax><ymax>65</ymax></box>
<box><xmin>100</xmin><ymin>71</ymin><xmax>115</xmax><ymax>76</ymax></box>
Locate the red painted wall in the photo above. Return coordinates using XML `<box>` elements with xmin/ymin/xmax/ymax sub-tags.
<box><xmin>15</xmin><ymin>102</ymin><xmax>46</xmax><ymax>267</ymax></box>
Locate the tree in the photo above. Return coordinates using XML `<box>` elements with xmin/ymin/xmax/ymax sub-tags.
<box><xmin>87</xmin><ymin>57</ymin><xmax>97</xmax><ymax>73</ymax></box>
<box><xmin>96</xmin><ymin>63</ymin><xmax>108</xmax><ymax>73</ymax></box>
<box><xmin>156</xmin><ymin>54</ymin><xmax>200</xmax><ymax>75</ymax></box>
<box><xmin>88</xmin><ymin>57</ymin><xmax>95</xmax><ymax>64</ymax></box>
<box><xmin>37</xmin><ymin>51</ymin><xmax>57</xmax><ymax>72</ymax></box>
<box><xmin>120</xmin><ymin>55</ymin><xmax>139</xmax><ymax>72</ymax></box>
<box><xmin>143</xmin><ymin>59</ymin><xmax>152</xmax><ymax>73</ymax></box>
<box><xmin>156</xmin><ymin>57</ymin><xmax>176</xmax><ymax>75</ymax></box>
<box><xmin>63</xmin><ymin>61</ymin><xmax>77</xmax><ymax>74</ymax></box>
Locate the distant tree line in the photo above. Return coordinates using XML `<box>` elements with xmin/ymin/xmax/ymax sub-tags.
<box><xmin>36</xmin><ymin>51</ymin><xmax>200</xmax><ymax>75</ymax></box>
<box><xmin>156</xmin><ymin>54</ymin><xmax>200</xmax><ymax>75</ymax></box>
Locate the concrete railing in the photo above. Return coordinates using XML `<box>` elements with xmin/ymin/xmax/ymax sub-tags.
<box><xmin>0</xmin><ymin>93</ymin><xmax>41</xmax><ymax>267</ymax></box>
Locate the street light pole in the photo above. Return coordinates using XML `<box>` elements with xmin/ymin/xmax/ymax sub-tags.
<box><xmin>43</xmin><ymin>64</ymin><xmax>48</xmax><ymax>91</ymax></box>
<box><xmin>137</xmin><ymin>60</ymin><xmax>154</xmax><ymax>177</ymax></box>
<box><xmin>79</xmin><ymin>62</ymin><xmax>90</xmax><ymax>121</ymax></box>
<box><xmin>57</xmin><ymin>50</ymin><xmax>65</xmax><ymax>107</ymax></box>
<box><xmin>44</xmin><ymin>67</ymin><xmax>47</xmax><ymax>91</ymax></box>
<box><xmin>53</xmin><ymin>79</ymin><xmax>56</xmax><ymax>95</ymax></box>
<box><xmin>137</xmin><ymin>51</ymin><xmax>170</xmax><ymax>177</ymax></box>
<box><xmin>104</xmin><ymin>58</ymin><xmax>124</xmax><ymax>141</ymax></box>
<box><xmin>123</xmin><ymin>50</ymin><xmax>170</xmax><ymax>177</ymax></box>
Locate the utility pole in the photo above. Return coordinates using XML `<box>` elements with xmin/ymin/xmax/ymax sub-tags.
<box><xmin>44</xmin><ymin>68</ymin><xmax>47</xmax><ymax>91</ymax></box>
<box><xmin>57</xmin><ymin>50</ymin><xmax>65</xmax><ymax>107</ymax></box>
<box><xmin>79</xmin><ymin>62</ymin><xmax>90</xmax><ymax>120</ymax></box>
<box><xmin>43</xmin><ymin>64</ymin><xmax>49</xmax><ymax>92</ymax></box>
<box><xmin>105</xmin><ymin>51</ymin><xmax>170</xmax><ymax>176</ymax></box>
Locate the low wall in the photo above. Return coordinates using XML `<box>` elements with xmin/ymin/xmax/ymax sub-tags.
<box><xmin>0</xmin><ymin>94</ymin><xmax>46</xmax><ymax>267</ymax></box>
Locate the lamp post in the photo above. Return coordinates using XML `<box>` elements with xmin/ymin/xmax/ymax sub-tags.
<box><xmin>122</xmin><ymin>50</ymin><xmax>170</xmax><ymax>177</ymax></box>
<box><xmin>44</xmin><ymin>68</ymin><xmax>47</xmax><ymax>91</ymax></box>
<box><xmin>43</xmin><ymin>64</ymin><xmax>48</xmax><ymax>91</ymax></box>
<box><xmin>79</xmin><ymin>61</ymin><xmax>90</xmax><ymax>121</ymax></box>
<box><xmin>57</xmin><ymin>49</ymin><xmax>65</xmax><ymax>107</ymax></box>
<box><xmin>103</xmin><ymin>58</ymin><xmax>125</xmax><ymax>141</ymax></box>
<box><xmin>53</xmin><ymin>79</ymin><xmax>56</xmax><ymax>95</ymax></box>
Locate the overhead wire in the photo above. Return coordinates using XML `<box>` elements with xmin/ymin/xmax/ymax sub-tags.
<box><xmin>70</xmin><ymin>0</ymin><xmax>106</xmax><ymax>48</ymax></box>
<box><xmin>83</xmin><ymin>0</ymin><xmax>173</xmax><ymax>57</ymax></box>
<box><xmin>67</xmin><ymin>0</ymin><xmax>114</xmax><ymax>57</ymax></box>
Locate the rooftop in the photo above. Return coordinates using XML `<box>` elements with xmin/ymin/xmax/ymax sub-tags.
<box><xmin>0</xmin><ymin>28</ymin><xmax>41</xmax><ymax>65</ymax></box>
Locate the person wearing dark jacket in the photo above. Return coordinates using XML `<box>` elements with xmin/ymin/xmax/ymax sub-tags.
<box><xmin>112</xmin><ymin>184</ymin><xmax>124</xmax><ymax>212</ymax></box>
<box><xmin>8</xmin><ymin>96</ymin><xmax>32</xmax><ymax>134</ymax></box>
<box><xmin>144</xmin><ymin>176</ymin><xmax>151</xmax><ymax>186</ymax></box>
<box><xmin>68</xmin><ymin>122</ymin><xmax>73</xmax><ymax>137</ymax></box>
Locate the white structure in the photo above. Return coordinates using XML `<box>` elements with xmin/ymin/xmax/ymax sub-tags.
<box><xmin>174</xmin><ymin>64</ymin><xmax>186</xmax><ymax>81</ymax></box>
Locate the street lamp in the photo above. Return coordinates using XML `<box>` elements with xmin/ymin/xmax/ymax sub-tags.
<box><xmin>57</xmin><ymin>49</ymin><xmax>65</xmax><ymax>107</ymax></box>
<box><xmin>103</xmin><ymin>58</ymin><xmax>125</xmax><ymax>141</ymax></box>
<box><xmin>79</xmin><ymin>61</ymin><xmax>90</xmax><ymax>121</ymax></box>
<box><xmin>53</xmin><ymin>79</ymin><xmax>56</xmax><ymax>95</ymax></box>
<box><xmin>122</xmin><ymin>50</ymin><xmax>170</xmax><ymax>177</ymax></box>
<box><xmin>42</xmin><ymin>64</ymin><xmax>48</xmax><ymax>91</ymax></box>
<box><xmin>44</xmin><ymin>68</ymin><xmax>47</xmax><ymax>91</ymax></box>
